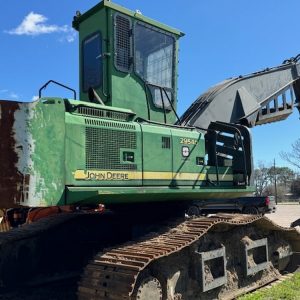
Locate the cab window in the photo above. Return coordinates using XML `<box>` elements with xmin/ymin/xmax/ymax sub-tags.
<box><xmin>134</xmin><ymin>23</ymin><xmax>175</xmax><ymax>109</ymax></box>
<box><xmin>82</xmin><ymin>32</ymin><xmax>102</xmax><ymax>92</ymax></box>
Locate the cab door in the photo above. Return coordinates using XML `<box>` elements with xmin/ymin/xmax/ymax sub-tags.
<box><xmin>171</xmin><ymin>129</ymin><xmax>205</xmax><ymax>186</ymax></box>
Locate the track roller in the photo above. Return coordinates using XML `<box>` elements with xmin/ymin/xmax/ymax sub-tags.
<box><xmin>243</xmin><ymin>237</ymin><xmax>269</xmax><ymax>276</ymax></box>
<box><xmin>196</xmin><ymin>246</ymin><xmax>227</xmax><ymax>292</ymax></box>
<box><xmin>78</xmin><ymin>214</ymin><xmax>300</xmax><ymax>300</ymax></box>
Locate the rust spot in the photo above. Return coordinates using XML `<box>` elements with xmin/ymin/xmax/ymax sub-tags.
<box><xmin>24</xmin><ymin>174</ymin><xmax>30</xmax><ymax>185</ymax></box>
<box><xmin>0</xmin><ymin>100</ymin><xmax>23</xmax><ymax>208</ymax></box>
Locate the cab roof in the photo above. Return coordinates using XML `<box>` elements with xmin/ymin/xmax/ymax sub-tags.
<box><xmin>72</xmin><ymin>0</ymin><xmax>184</xmax><ymax>37</ymax></box>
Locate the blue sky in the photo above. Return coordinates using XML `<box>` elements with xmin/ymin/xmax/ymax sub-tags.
<box><xmin>1</xmin><ymin>0</ymin><xmax>300</xmax><ymax>170</ymax></box>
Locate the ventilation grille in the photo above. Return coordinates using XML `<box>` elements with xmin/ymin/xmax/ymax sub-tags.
<box><xmin>85</xmin><ymin>119</ymin><xmax>135</xmax><ymax>130</ymax></box>
<box><xmin>115</xmin><ymin>14</ymin><xmax>131</xmax><ymax>72</ymax></box>
<box><xmin>78</xmin><ymin>106</ymin><xmax>130</xmax><ymax>122</ymax></box>
<box><xmin>162</xmin><ymin>137</ymin><xmax>171</xmax><ymax>149</ymax></box>
<box><xmin>86</xmin><ymin>127</ymin><xmax>137</xmax><ymax>170</ymax></box>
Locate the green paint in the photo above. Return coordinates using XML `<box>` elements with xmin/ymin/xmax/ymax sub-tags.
<box><xmin>142</xmin><ymin>124</ymin><xmax>173</xmax><ymax>186</ymax></box>
<box><xmin>2</xmin><ymin>1</ymin><xmax>257</xmax><ymax>209</ymax></box>
<box><xmin>17</xmin><ymin>98</ymin><xmax>65</xmax><ymax>207</ymax></box>
<box><xmin>72</xmin><ymin>0</ymin><xmax>184</xmax><ymax>37</ymax></box>
<box><xmin>66</xmin><ymin>186</ymin><xmax>255</xmax><ymax>206</ymax></box>
<box><xmin>64</xmin><ymin>107</ymin><xmax>143</xmax><ymax>187</ymax></box>
<box><xmin>10</xmin><ymin>96</ymin><xmax>255</xmax><ymax>208</ymax></box>
<box><xmin>74</xmin><ymin>1</ymin><xmax>182</xmax><ymax>124</ymax></box>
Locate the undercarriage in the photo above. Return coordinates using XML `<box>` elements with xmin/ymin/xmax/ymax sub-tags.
<box><xmin>0</xmin><ymin>211</ymin><xmax>299</xmax><ymax>299</ymax></box>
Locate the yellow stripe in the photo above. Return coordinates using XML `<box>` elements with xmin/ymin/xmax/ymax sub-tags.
<box><xmin>143</xmin><ymin>172</ymin><xmax>208</xmax><ymax>180</ymax></box>
<box><xmin>74</xmin><ymin>170</ymin><xmax>233</xmax><ymax>181</ymax></box>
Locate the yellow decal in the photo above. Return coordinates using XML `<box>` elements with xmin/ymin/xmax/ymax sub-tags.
<box><xmin>180</xmin><ymin>138</ymin><xmax>198</xmax><ymax>145</ymax></box>
<box><xmin>74</xmin><ymin>170</ymin><xmax>140</xmax><ymax>181</ymax></box>
<box><xmin>74</xmin><ymin>170</ymin><xmax>233</xmax><ymax>181</ymax></box>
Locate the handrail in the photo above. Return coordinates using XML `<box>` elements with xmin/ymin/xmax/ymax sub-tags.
<box><xmin>146</xmin><ymin>82</ymin><xmax>182</xmax><ymax>125</ymax></box>
<box><xmin>38</xmin><ymin>80</ymin><xmax>77</xmax><ymax>99</ymax></box>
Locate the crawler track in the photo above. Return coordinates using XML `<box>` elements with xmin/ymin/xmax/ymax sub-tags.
<box><xmin>0</xmin><ymin>212</ymin><xmax>136</xmax><ymax>295</ymax></box>
<box><xmin>78</xmin><ymin>214</ymin><xmax>300</xmax><ymax>300</ymax></box>
<box><xmin>1</xmin><ymin>274</ymin><xmax>78</xmax><ymax>300</ymax></box>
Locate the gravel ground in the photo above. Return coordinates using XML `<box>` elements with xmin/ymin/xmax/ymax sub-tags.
<box><xmin>266</xmin><ymin>203</ymin><xmax>300</xmax><ymax>229</ymax></box>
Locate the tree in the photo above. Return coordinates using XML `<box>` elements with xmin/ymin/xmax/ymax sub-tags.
<box><xmin>273</xmin><ymin>167</ymin><xmax>295</xmax><ymax>189</ymax></box>
<box><xmin>291</xmin><ymin>178</ymin><xmax>300</xmax><ymax>197</ymax></box>
<box><xmin>280</xmin><ymin>139</ymin><xmax>300</xmax><ymax>170</ymax></box>
<box><xmin>264</xmin><ymin>184</ymin><xmax>286</xmax><ymax>201</ymax></box>
<box><xmin>253</xmin><ymin>163</ymin><xmax>295</xmax><ymax>198</ymax></box>
<box><xmin>254</xmin><ymin>162</ymin><xmax>271</xmax><ymax>196</ymax></box>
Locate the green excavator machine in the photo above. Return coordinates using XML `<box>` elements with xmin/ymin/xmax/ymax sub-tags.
<box><xmin>1</xmin><ymin>1</ymin><xmax>256</xmax><ymax>211</ymax></box>
<box><xmin>0</xmin><ymin>1</ymin><xmax>300</xmax><ymax>299</ymax></box>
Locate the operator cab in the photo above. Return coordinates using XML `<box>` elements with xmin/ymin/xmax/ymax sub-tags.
<box><xmin>73</xmin><ymin>0</ymin><xmax>184</xmax><ymax>124</ymax></box>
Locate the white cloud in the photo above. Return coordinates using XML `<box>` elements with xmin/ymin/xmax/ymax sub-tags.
<box><xmin>9</xmin><ymin>92</ymin><xmax>19</xmax><ymax>99</ymax></box>
<box><xmin>0</xmin><ymin>89</ymin><xmax>22</xmax><ymax>100</ymax></box>
<box><xmin>32</xmin><ymin>95</ymin><xmax>39</xmax><ymax>101</ymax></box>
<box><xmin>59</xmin><ymin>30</ymin><xmax>77</xmax><ymax>43</ymax></box>
<box><xmin>6</xmin><ymin>12</ymin><xmax>76</xmax><ymax>42</ymax></box>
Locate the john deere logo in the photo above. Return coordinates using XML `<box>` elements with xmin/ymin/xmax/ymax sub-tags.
<box><xmin>182</xmin><ymin>146</ymin><xmax>190</xmax><ymax>157</ymax></box>
<box><xmin>74</xmin><ymin>170</ymin><xmax>136</xmax><ymax>181</ymax></box>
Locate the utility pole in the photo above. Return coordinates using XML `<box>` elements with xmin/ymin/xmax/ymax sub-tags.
<box><xmin>274</xmin><ymin>158</ymin><xmax>278</xmax><ymax>204</ymax></box>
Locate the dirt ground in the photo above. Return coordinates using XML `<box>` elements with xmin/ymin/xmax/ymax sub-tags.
<box><xmin>266</xmin><ymin>203</ymin><xmax>300</xmax><ymax>229</ymax></box>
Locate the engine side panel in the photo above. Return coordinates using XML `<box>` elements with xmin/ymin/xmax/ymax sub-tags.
<box><xmin>0</xmin><ymin>98</ymin><xmax>254</xmax><ymax>208</ymax></box>
<box><xmin>65</xmin><ymin>112</ymin><xmax>143</xmax><ymax>186</ymax></box>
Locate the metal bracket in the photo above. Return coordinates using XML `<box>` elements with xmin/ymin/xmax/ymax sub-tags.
<box><xmin>196</xmin><ymin>246</ymin><xmax>227</xmax><ymax>292</ymax></box>
<box><xmin>274</xmin><ymin>245</ymin><xmax>293</xmax><ymax>271</ymax></box>
<box><xmin>244</xmin><ymin>238</ymin><xmax>269</xmax><ymax>276</ymax></box>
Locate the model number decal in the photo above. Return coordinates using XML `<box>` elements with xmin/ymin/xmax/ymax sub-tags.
<box><xmin>180</xmin><ymin>138</ymin><xmax>198</xmax><ymax>145</ymax></box>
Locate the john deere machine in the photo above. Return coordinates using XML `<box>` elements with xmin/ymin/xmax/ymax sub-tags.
<box><xmin>0</xmin><ymin>1</ymin><xmax>300</xmax><ymax>299</ymax></box>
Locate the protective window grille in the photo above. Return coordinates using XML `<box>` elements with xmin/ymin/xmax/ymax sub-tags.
<box><xmin>134</xmin><ymin>22</ymin><xmax>175</xmax><ymax>109</ymax></box>
<box><xmin>147</xmin><ymin>45</ymin><xmax>173</xmax><ymax>88</ymax></box>
<box><xmin>86</xmin><ymin>127</ymin><xmax>137</xmax><ymax>170</ymax></box>
<box><xmin>115</xmin><ymin>15</ymin><xmax>131</xmax><ymax>72</ymax></box>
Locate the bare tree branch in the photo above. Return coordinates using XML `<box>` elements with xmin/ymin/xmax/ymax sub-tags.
<box><xmin>254</xmin><ymin>161</ymin><xmax>271</xmax><ymax>196</ymax></box>
<box><xmin>280</xmin><ymin>139</ymin><xmax>300</xmax><ymax>170</ymax></box>
<box><xmin>253</xmin><ymin>162</ymin><xmax>295</xmax><ymax>197</ymax></box>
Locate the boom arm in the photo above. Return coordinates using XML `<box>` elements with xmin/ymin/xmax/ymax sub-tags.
<box><xmin>180</xmin><ymin>55</ymin><xmax>300</xmax><ymax>129</ymax></box>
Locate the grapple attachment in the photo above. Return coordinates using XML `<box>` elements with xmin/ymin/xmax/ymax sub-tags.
<box><xmin>180</xmin><ymin>57</ymin><xmax>300</xmax><ymax>129</ymax></box>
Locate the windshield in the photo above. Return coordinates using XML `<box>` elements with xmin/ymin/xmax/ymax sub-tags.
<box><xmin>134</xmin><ymin>23</ymin><xmax>175</xmax><ymax>109</ymax></box>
